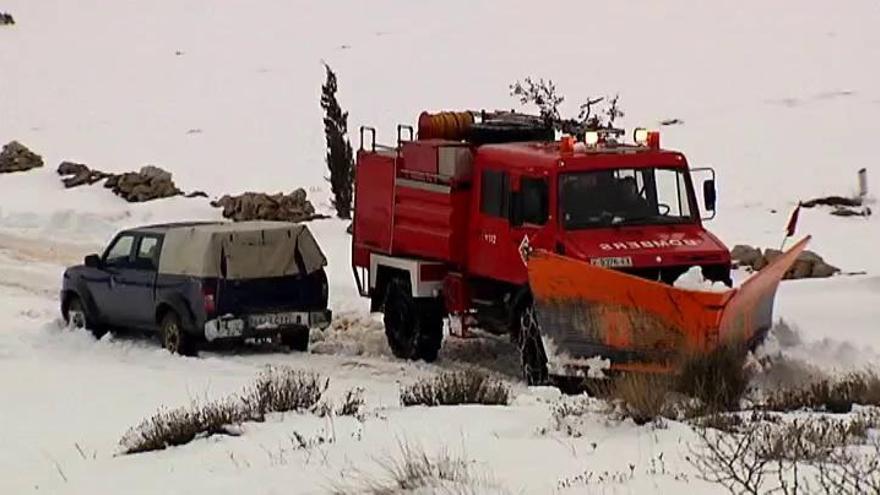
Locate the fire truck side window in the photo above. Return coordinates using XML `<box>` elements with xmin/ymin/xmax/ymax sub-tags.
<box><xmin>520</xmin><ymin>177</ymin><xmax>548</xmax><ymax>225</ymax></box>
<box><xmin>480</xmin><ymin>170</ymin><xmax>509</xmax><ymax>218</ymax></box>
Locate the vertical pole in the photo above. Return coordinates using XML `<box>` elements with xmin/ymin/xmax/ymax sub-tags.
<box><xmin>858</xmin><ymin>168</ymin><xmax>868</xmax><ymax>200</ymax></box>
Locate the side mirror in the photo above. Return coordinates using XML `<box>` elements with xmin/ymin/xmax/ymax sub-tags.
<box><xmin>84</xmin><ymin>254</ymin><xmax>101</xmax><ymax>268</ymax></box>
<box><xmin>703</xmin><ymin>179</ymin><xmax>717</xmax><ymax>212</ymax></box>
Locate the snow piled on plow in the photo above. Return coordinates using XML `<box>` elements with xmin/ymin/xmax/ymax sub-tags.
<box><xmin>673</xmin><ymin>266</ymin><xmax>731</xmax><ymax>292</ymax></box>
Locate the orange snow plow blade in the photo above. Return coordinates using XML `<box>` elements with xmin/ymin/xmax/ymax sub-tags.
<box><xmin>527</xmin><ymin>237</ymin><xmax>810</xmax><ymax>374</ymax></box>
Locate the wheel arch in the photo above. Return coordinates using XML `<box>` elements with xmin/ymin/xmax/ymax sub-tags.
<box><xmin>61</xmin><ymin>287</ymin><xmax>99</xmax><ymax>320</ymax></box>
<box><xmin>154</xmin><ymin>295</ymin><xmax>197</xmax><ymax>334</ymax></box>
<box><xmin>368</xmin><ymin>253</ymin><xmax>446</xmax><ymax>305</ymax></box>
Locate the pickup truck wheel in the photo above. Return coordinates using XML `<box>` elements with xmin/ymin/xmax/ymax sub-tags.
<box><xmin>383</xmin><ymin>278</ymin><xmax>444</xmax><ymax>362</ymax></box>
<box><xmin>65</xmin><ymin>297</ymin><xmax>107</xmax><ymax>339</ymax></box>
<box><xmin>160</xmin><ymin>311</ymin><xmax>196</xmax><ymax>356</ymax></box>
<box><xmin>519</xmin><ymin>305</ymin><xmax>549</xmax><ymax>386</ymax></box>
<box><xmin>281</xmin><ymin>327</ymin><xmax>310</xmax><ymax>352</ymax></box>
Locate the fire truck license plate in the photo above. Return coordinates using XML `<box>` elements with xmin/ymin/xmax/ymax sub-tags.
<box><xmin>590</xmin><ymin>256</ymin><xmax>633</xmax><ymax>268</ymax></box>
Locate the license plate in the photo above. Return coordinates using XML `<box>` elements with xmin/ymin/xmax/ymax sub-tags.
<box><xmin>248</xmin><ymin>312</ymin><xmax>305</xmax><ymax>328</ymax></box>
<box><xmin>590</xmin><ymin>256</ymin><xmax>633</xmax><ymax>268</ymax></box>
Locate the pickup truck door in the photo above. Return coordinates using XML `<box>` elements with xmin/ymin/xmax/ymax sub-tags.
<box><xmin>111</xmin><ymin>234</ymin><xmax>162</xmax><ymax>330</ymax></box>
<box><xmin>89</xmin><ymin>233</ymin><xmax>137</xmax><ymax>325</ymax></box>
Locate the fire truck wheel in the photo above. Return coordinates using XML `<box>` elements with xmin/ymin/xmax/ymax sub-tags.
<box><xmin>383</xmin><ymin>278</ymin><xmax>443</xmax><ymax>362</ymax></box>
<box><xmin>519</xmin><ymin>305</ymin><xmax>549</xmax><ymax>386</ymax></box>
<box><xmin>414</xmin><ymin>299</ymin><xmax>444</xmax><ymax>363</ymax></box>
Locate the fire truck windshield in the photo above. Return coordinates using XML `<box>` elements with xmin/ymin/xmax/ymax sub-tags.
<box><xmin>560</xmin><ymin>168</ymin><xmax>696</xmax><ymax>229</ymax></box>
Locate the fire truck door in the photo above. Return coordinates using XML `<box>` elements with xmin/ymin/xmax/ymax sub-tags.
<box><xmin>469</xmin><ymin>168</ymin><xmax>516</xmax><ymax>282</ymax></box>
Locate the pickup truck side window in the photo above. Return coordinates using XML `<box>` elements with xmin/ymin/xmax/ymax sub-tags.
<box><xmin>103</xmin><ymin>235</ymin><xmax>136</xmax><ymax>267</ymax></box>
<box><xmin>134</xmin><ymin>236</ymin><xmax>162</xmax><ymax>271</ymax></box>
<box><xmin>480</xmin><ymin>169</ymin><xmax>509</xmax><ymax>218</ymax></box>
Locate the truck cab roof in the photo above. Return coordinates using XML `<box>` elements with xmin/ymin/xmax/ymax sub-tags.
<box><xmin>477</xmin><ymin>141</ymin><xmax>688</xmax><ymax>173</ymax></box>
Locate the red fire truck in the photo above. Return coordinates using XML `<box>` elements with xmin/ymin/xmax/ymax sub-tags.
<box><xmin>351</xmin><ymin>111</ymin><xmax>804</xmax><ymax>384</ymax></box>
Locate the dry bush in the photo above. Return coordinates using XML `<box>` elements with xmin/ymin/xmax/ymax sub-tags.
<box><xmin>332</xmin><ymin>441</ymin><xmax>507</xmax><ymax>495</ymax></box>
<box><xmin>549</xmin><ymin>396</ymin><xmax>598</xmax><ymax>437</ymax></box>
<box><xmin>816</xmin><ymin>438</ymin><xmax>880</xmax><ymax>494</ymax></box>
<box><xmin>688</xmin><ymin>410</ymin><xmax>880</xmax><ymax>494</ymax></box>
<box><xmin>121</xmin><ymin>366</ymin><xmax>329</xmax><ymax>454</ymax></box>
<box><xmin>691</xmin><ymin>413</ymin><xmax>745</xmax><ymax>433</ymax></box>
<box><xmin>598</xmin><ymin>343</ymin><xmax>750</xmax><ymax>425</ymax></box>
<box><xmin>400</xmin><ymin>370</ymin><xmax>510</xmax><ymax>407</ymax></box>
<box><xmin>120</xmin><ymin>399</ymin><xmax>247</xmax><ymax>454</ymax></box>
<box><xmin>676</xmin><ymin>343</ymin><xmax>752</xmax><ymax>415</ymax></box>
<box><xmin>609</xmin><ymin>373</ymin><xmax>674</xmax><ymax>425</ymax></box>
<box><xmin>338</xmin><ymin>387</ymin><xmax>365</xmax><ymax>416</ymax></box>
<box><xmin>244</xmin><ymin>366</ymin><xmax>328</xmax><ymax>418</ymax></box>
<box><xmin>764</xmin><ymin>371</ymin><xmax>880</xmax><ymax>413</ymax></box>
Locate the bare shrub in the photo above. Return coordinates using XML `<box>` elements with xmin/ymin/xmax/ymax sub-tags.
<box><xmin>332</xmin><ymin>441</ymin><xmax>507</xmax><ymax>494</ymax></box>
<box><xmin>691</xmin><ymin>413</ymin><xmax>745</xmax><ymax>433</ymax></box>
<box><xmin>609</xmin><ymin>373</ymin><xmax>674</xmax><ymax>425</ymax></box>
<box><xmin>676</xmin><ymin>343</ymin><xmax>751</xmax><ymax>414</ymax></box>
<box><xmin>120</xmin><ymin>399</ymin><xmax>246</xmax><ymax>454</ymax></box>
<box><xmin>338</xmin><ymin>387</ymin><xmax>365</xmax><ymax>417</ymax></box>
<box><xmin>688</xmin><ymin>410</ymin><xmax>880</xmax><ymax>494</ymax></box>
<box><xmin>121</xmin><ymin>366</ymin><xmax>328</xmax><ymax>454</ymax></box>
<box><xmin>817</xmin><ymin>438</ymin><xmax>880</xmax><ymax>494</ymax></box>
<box><xmin>245</xmin><ymin>366</ymin><xmax>328</xmax><ymax>418</ymax></box>
<box><xmin>400</xmin><ymin>370</ymin><xmax>510</xmax><ymax>407</ymax></box>
<box><xmin>549</xmin><ymin>396</ymin><xmax>597</xmax><ymax>437</ymax></box>
<box><xmin>764</xmin><ymin>371</ymin><xmax>880</xmax><ymax>413</ymax></box>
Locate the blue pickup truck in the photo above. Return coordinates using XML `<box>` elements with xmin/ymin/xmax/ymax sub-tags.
<box><xmin>61</xmin><ymin>221</ymin><xmax>332</xmax><ymax>355</ymax></box>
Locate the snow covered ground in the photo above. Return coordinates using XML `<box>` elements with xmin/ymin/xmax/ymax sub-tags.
<box><xmin>2</xmin><ymin>1</ymin><xmax>880</xmax><ymax>493</ymax></box>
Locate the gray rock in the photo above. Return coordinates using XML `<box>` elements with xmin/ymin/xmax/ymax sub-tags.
<box><xmin>140</xmin><ymin>165</ymin><xmax>172</xmax><ymax>183</ymax></box>
<box><xmin>730</xmin><ymin>245</ymin><xmax>762</xmax><ymax>268</ymax></box>
<box><xmin>736</xmin><ymin>245</ymin><xmax>840</xmax><ymax>280</ymax></box>
<box><xmin>811</xmin><ymin>262</ymin><xmax>840</xmax><ymax>278</ymax></box>
<box><xmin>789</xmin><ymin>259</ymin><xmax>814</xmax><ymax>279</ymax></box>
<box><xmin>0</xmin><ymin>141</ymin><xmax>43</xmax><ymax>173</ymax></box>
<box><xmin>57</xmin><ymin>161</ymin><xmax>112</xmax><ymax>188</ymax></box>
<box><xmin>210</xmin><ymin>190</ymin><xmax>326</xmax><ymax>223</ymax></box>
<box><xmin>104</xmin><ymin>166</ymin><xmax>181</xmax><ymax>202</ymax></box>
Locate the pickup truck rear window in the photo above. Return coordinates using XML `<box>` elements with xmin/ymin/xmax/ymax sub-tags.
<box><xmin>135</xmin><ymin>236</ymin><xmax>161</xmax><ymax>270</ymax></box>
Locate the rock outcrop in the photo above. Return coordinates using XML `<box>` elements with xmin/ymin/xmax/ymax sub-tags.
<box><xmin>211</xmin><ymin>189</ymin><xmax>326</xmax><ymax>223</ymax></box>
<box><xmin>57</xmin><ymin>161</ymin><xmax>112</xmax><ymax>188</ymax></box>
<box><xmin>104</xmin><ymin>165</ymin><xmax>182</xmax><ymax>202</ymax></box>
<box><xmin>731</xmin><ymin>244</ymin><xmax>840</xmax><ymax>279</ymax></box>
<box><xmin>0</xmin><ymin>141</ymin><xmax>43</xmax><ymax>173</ymax></box>
<box><xmin>802</xmin><ymin>195</ymin><xmax>872</xmax><ymax>217</ymax></box>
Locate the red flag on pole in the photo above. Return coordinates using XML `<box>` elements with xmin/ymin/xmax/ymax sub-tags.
<box><xmin>785</xmin><ymin>203</ymin><xmax>801</xmax><ymax>237</ymax></box>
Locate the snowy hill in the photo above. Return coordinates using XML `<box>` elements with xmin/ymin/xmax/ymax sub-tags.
<box><xmin>1</xmin><ymin>1</ymin><xmax>879</xmax><ymax>493</ymax></box>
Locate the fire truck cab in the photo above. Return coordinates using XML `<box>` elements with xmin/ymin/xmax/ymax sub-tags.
<box><xmin>352</xmin><ymin>112</ymin><xmax>731</xmax><ymax>379</ymax></box>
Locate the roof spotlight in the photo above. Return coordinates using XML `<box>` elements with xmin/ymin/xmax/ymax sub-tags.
<box><xmin>584</xmin><ymin>131</ymin><xmax>600</xmax><ymax>147</ymax></box>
